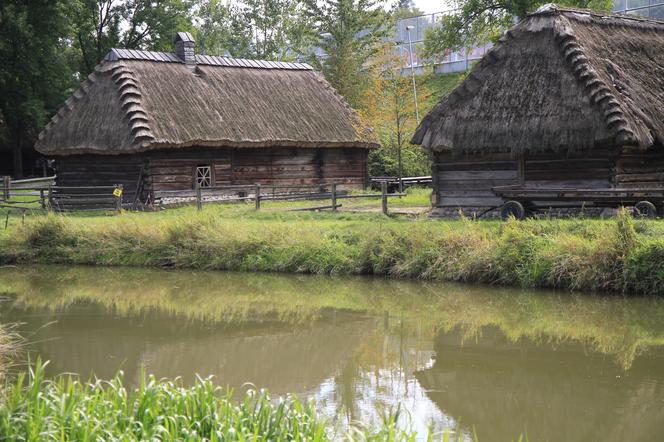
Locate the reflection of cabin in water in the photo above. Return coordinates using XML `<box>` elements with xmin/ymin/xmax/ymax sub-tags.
<box><xmin>414</xmin><ymin>326</ymin><xmax>664</xmax><ymax>441</ymax></box>
<box><xmin>35</xmin><ymin>32</ymin><xmax>378</xmax><ymax>206</ymax></box>
<box><xmin>412</xmin><ymin>5</ymin><xmax>664</xmax><ymax>218</ymax></box>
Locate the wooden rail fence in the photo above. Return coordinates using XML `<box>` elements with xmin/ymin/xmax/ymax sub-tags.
<box><xmin>1</xmin><ymin>176</ymin><xmax>123</xmax><ymax>215</ymax></box>
<box><xmin>160</xmin><ymin>181</ymin><xmax>405</xmax><ymax>215</ymax></box>
<box><xmin>1</xmin><ymin>176</ymin><xmax>405</xmax><ymax>216</ymax></box>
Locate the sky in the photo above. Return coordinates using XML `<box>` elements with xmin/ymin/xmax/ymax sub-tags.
<box><xmin>412</xmin><ymin>0</ymin><xmax>454</xmax><ymax>15</ymax></box>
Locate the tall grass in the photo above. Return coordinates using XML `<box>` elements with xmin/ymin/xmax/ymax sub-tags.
<box><xmin>0</xmin><ymin>323</ymin><xmax>22</xmax><ymax>382</ymax></box>
<box><xmin>1</xmin><ymin>207</ymin><xmax>664</xmax><ymax>294</ymax></box>
<box><xmin>0</xmin><ymin>360</ymin><xmax>466</xmax><ymax>442</ymax></box>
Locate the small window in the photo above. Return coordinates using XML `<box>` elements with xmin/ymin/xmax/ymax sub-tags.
<box><xmin>195</xmin><ymin>166</ymin><xmax>212</xmax><ymax>188</ymax></box>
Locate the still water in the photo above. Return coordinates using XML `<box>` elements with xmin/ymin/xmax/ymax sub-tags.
<box><xmin>0</xmin><ymin>266</ymin><xmax>663</xmax><ymax>441</ymax></box>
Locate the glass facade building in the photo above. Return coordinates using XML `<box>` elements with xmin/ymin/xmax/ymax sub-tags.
<box><xmin>393</xmin><ymin>1</ymin><xmax>663</xmax><ymax>74</ymax></box>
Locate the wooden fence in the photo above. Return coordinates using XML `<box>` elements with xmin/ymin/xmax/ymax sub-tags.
<box><xmin>158</xmin><ymin>181</ymin><xmax>404</xmax><ymax>214</ymax></box>
<box><xmin>1</xmin><ymin>176</ymin><xmax>123</xmax><ymax>214</ymax></box>
<box><xmin>1</xmin><ymin>176</ymin><xmax>405</xmax><ymax>216</ymax></box>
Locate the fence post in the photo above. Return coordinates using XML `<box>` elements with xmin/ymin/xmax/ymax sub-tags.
<box><xmin>115</xmin><ymin>184</ymin><xmax>124</xmax><ymax>214</ymax></box>
<box><xmin>46</xmin><ymin>184</ymin><xmax>53</xmax><ymax>212</ymax></box>
<box><xmin>195</xmin><ymin>182</ymin><xmax>202</xmax><ymax>211</ymax></box>
<box><xmin>331</xmin><ymin>183</ymin><xmax>337</xmax><ymax>212</ymax></box>
<box><xmin>381</xmin><ymin>181</ymin><xmax>388</xmax><ymax>215</ymax></box>
<box><xmin>2</xmin><ymin>176</ymin><xmax>9</xmax><ymax>201</ymax></box>
<box><xmin>255</xmin><ymin>183</ymin><xmax>261</xmax><ymax>211</ymax></box>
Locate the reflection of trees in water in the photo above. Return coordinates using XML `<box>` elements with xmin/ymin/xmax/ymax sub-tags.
<box><xmin>415</xmin><ymin>326</ymin><xmax>664</xmax><ymax>442</ymax></box>
<box><xmin>2</xmin><ymin>265</ymin><xmax>664</xmax><ymax>368</ymax></box>
<box><xmin>3</xmin><ymin>265</ymin><xmax>664</xmax><ymax>440</ymax></box>
<box><xmin>15</xmin><ymin>305</ymin><xmax>375</xmax><ymax>394</ymax></box>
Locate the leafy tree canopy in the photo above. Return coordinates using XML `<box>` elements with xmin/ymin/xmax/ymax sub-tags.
<box><xmin>423</xmin><ymin>0</ymin><xmax>613</xmax><ymax>57</ymax></box>
<box><xmin>305</xmin><ymin>0</ymin><xmax>391</xmax><ymax>108</ymax></box>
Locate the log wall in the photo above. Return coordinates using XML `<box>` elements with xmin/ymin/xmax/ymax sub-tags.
<box><xmin>523</xmin><ymin>150</ymin><xmax>613</xmax><ymax>189</ymax></box>
<box><xmin>432</xmin><ymin>152</ymin><xmax>518</xmax><ymax>207</ymax></box>
<box><xmin>55</xmin><ymin>155</ymin><xmax>144</xmax><ymax>201</ymax></box>
<box><xmin>614</xmin><ymin>149</ymin><xmax>664</xmax><ymax>189</ymax></box>
<box><xmin>147</xmin><ymin>150</ymin><xmax>232</xmax><ymax>193</ymax></box>
<box><xmin>55</xmin><ymin>147</ymin><xmax>369</xmax><ymax>205</ymax></box>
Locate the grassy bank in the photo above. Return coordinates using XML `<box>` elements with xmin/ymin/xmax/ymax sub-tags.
<box><xmin>0</xmin><ymin>360</ymin><xmax>465</xmax><ymax>442</ymax></box>
<box><xmin>1</xmin><ymin>201</ymin><xmax>664</xmax><ymax>294</ymax></box>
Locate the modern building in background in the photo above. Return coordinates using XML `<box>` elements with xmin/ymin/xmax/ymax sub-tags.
<box><xmin>394</xmin><ymin>0</ymin><xmax>664</xmax><ymax>74</ymax></box>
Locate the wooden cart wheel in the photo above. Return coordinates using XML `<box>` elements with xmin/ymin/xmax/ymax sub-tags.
<box><xmin>501</xmin><ymin>200</ymin><xmax>526</xmax><ymax>220</ymax></box>
<box><xmin>634</xmin><ymin>201</ymin><xmax>658</xmax><ymax>219</ymax></box>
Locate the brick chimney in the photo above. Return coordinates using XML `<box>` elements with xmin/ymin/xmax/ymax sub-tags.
<box><xmin>174</xmin><ymin>32</ymin><xmax>196</xmax><ymax>68</ymax></box>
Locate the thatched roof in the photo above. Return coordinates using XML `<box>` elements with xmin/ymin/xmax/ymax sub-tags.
<box><xmin>36</xmin><ymin>42</ymin><xmax>378</xmax><ymax>156</ymax></box>
<box><xmin>412</xmin><ymin>4</ymin><xmax>664</xmax><ymax>154</ymax></box>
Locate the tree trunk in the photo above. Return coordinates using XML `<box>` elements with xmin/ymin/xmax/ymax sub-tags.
<box><xmin>13</xmin><ymin>132</ymin><xmax>23</xmax><ymax>179</ymax></box>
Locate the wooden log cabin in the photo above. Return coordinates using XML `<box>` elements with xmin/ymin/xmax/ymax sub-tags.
<box><xmin>35</xmin><ymin>32</ymin><xmax>378</xmax><ymax>207</ymax></box>
<box><xmin>412</xmin><ymin>5</ymin><xmax>664</xmax><ymax>218</ymax></box>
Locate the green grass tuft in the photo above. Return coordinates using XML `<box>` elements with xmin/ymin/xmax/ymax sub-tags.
<box><xmin>2</xmin><ymin>200</ymin><xmax>664</xmax><ymax>294</ymax></box>
<box><xmin>0</xmin><ymin>360</ymin><xmax>468</xmax><ymax>441</ymax></box>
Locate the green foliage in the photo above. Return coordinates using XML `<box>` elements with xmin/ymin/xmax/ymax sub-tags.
<box><xmin>305</xmin><ymin>0</ymin><xmax>391</xmax><ymax>107</ymax></box>
<box><xmin>243</xmin><ymin>0</ymin><xmax>317</xmax><ymax>60</ymax></box>
<box><xmin>362</xmin><ymin>70</ymin><xmax>464</xmax><ymax>177</ymax></box>
<box><xmin>195</xmin><ymin>0</ymin><xmax>317</xmax><ymax>61</ymax></box>
<box><xmin>72</xmin><ymin>0</ymin><xmax>195</xmax><ymax>75</ymax></box>
<box><xmin>0</xmin><ymin>359</ymin><xmax>460</xmax><ymax>441</ymax></box>
<box><xmin>423</xmin><ymin>0</ymin><xmax>614</xmax><ymax>57</ymax></box>
<box><xmin>194</xmin><ymin>0</ymin><xmax>254</xmax><ymax>57</ymax></box>
<box><xmin>0</xmin><ymin>0</ymin><xmax>78</xmax><ymax>177</ymax></box>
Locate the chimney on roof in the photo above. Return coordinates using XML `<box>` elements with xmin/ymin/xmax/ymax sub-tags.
<box><xmin>174</xmin><ymin>32</ymin><xmax>196</xmax><ymax>68</ymax></box>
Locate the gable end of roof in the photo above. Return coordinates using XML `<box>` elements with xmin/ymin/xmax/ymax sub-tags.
<box><xmin>553</xmin><ymin>21</ymin><xmax>639</xmax><ymax>147</ymax></box>
<box><xmin>109</xmin><ymin>63</ymin><xmax>154</xmax><ymax>146</ymax></box>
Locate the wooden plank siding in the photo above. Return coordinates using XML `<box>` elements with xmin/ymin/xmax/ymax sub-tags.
<box><xmin>55</xmin><ymin>155</ymin><xmax>144</xmax><ymax>203</ymax></box>
<box><xmin>55</xmin><ymin>147</ymin><xmax>369</xmax><ymax>206</ymax></box>
<box><xmin>432</xmin><ymin>152</ymin><xmax>518</xmax><ymax>207</ymax></box>
<box><xmin>615</xmin><ymin>150</ymin><xmax>664</xmax><ymax>189</ymax></box>
<box><xmin>523</xmin><ymin>150</ymin><xmax>613</xmax><ymax>189</ymax></box>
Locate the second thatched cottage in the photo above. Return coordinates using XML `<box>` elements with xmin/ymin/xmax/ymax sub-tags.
<box><xmin>35</xmin><ymin>33</ymin><xmax>378</xmax><ymax>206</ymax></box>
<box><xmin>413</xmin><ymin>5</ymin><xmax>664</xmax><ymax>218</ymax></box>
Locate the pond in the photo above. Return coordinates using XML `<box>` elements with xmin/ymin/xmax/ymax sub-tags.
<box><xmin>0</xmin><ymin>266</ymin><xmax>663</xmax><ymax>441</ymax></box>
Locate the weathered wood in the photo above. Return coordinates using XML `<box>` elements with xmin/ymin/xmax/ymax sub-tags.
<box><xmin>195</xmin><ymin>183</ymin><xmax>202</xmax><ymax>211</ymax></box>
<box><xmin>438</xmin><ymin>196</ymin><xmax>503</xmax><ymax>206</ymax></box>
<box><xmin>2</xmin><ymin>176</ymin><xmax>9</xmax><ymax>201</ymax></box>
<box><xmin>439</xmin><ymin>170</ymin><xmax>519</xmax><ymax>180</ymax></box>
<box><xmin>331</xmin><ymin>183</ymin><xmax>337</xmax><ymax>212</ymax></box>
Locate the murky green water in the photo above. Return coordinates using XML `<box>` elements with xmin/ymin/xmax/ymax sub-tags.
<box><xmin>0</xmin><ymin>266</ymin><xmax>663</xmax><ymax>441</ymax></box>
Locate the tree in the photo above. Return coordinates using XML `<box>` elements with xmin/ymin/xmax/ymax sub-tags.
<box><xmin>305</xmin><ymin>0</ymin><xmax>390</xmax><ymax>108</ymax></box>
<box><xmin>0</xmin><ymin>0</ymin><xmax>77</xmax><ymax>177</ymax></box>
<box><xmin>243</xmin><ymin>0</ymin><xmax>316</xmax><ymax>60</ymax></box>
<box><xmin>72</xmin><ymin>0</ymin><xmax>195</xmax><ymax>76</ymax></box>
<box><xmin>194</xmin><ymin>0</ymin><xmax>315</xmax><ymax>61</ymax></box>
<box><xmin>194</xmin><ymin>0</ymin><xmax>253</xmax><ymax>57</ymax></box>
<box><xmin>423</xmin><ymin>0</ymin><xmax>613</xmax><ymax>57</ymax></box>
<box><xmin>391</xmin><ymin>0</ymin><xmax>424</xmax><ymax>19</ymax></box>
<box><xmin>359</xmin><ymin>44</ymin><xmax>431</xmax><ymax>178</ymax></box>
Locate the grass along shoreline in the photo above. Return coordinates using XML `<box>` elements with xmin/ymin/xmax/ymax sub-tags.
<box><xmin>1</xmin><ymin>360</ymin><xmax>468</xmax><ymax>442</ymax></box>
<box><xmin>1</xmin><ymin>201</ymin><xmax>664</xmax><ymax>294</ymax></box>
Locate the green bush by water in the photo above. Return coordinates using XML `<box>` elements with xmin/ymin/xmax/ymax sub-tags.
<box><xmin>0</xmin><ymin>360</ymin><xmax>465</xmax><ymax>442</ymax></box>
<box><xmin>2</xmin><ymin>207</ymin><xmax>664</xmax><ymax>294</ymax></box>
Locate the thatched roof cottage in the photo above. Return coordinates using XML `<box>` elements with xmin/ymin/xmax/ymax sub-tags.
<box><xmin>412</xmin><ymin>5</ymin><xmax>664</xmax><ymax>218</ymax></box>
<box><xmin>36</xmin><ymin>32</ymin><xmax>378</xmax><ymax>205</ymax></box>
